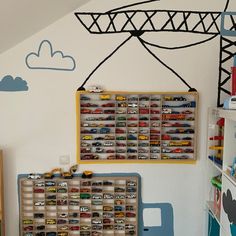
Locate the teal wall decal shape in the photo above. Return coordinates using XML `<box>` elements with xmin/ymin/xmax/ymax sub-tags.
<box><xmin>0</xmin><ymin>75</ymin><xmax>28</xmax><ymax>92</ymax></box>
<box><xmin>25</xmin><ymin>40</ymin><xmax>76</xmax><ymax>71</ymax></box>
<box><xmin>18</xmin><ymin>172</ymin><xmax>174</xmax><ymax>236</ymax></box>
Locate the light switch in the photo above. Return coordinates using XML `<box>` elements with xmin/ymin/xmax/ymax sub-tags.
<box><xmin>59</xmin><ymin>155</ymin><xmax>70</xmax><ymax>165</ymax></box>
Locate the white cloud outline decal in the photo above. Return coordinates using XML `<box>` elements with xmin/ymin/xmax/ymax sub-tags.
<box><xmin>25</xmin><ymin>40</ymin><xmax>76</xmax><ymax>71</ymax></box>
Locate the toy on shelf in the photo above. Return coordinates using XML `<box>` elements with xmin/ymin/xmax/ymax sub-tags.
<box><xmin>27</xmin><ymin>173</ymin><xmax>41</xmax><ymax>179</ymax></box>
<box><xmin>230</xmin><ymin>157</ymin><xmax>236</xmax><ymax>177</ymax></box>
<box><xmin>223</xmin><ymin>96</ymin><xmax>236</xmax><ymax>109</ymax></box>
<box><xmin>216</xmin><ymin>118</ymin><xmax>225</xmax><ymax>127</ymax></box>
<box><xmin>209</xmin><ymin>146</ymin><xmax>224</xmax><ymax>150</ymax></box>
<box><xmin>209</xmin><ymin>136</ymin><xmax>224</xmax><ymax>140</ymax></box>
<box><xmin>43</xmin><ymin>165</ymin><xmax>78</xmax><ymax>179</ymax></box>
<box><xmin>232</xmin><ymin>55</ymin><xmax>236</xmax><ymax>96</ymax></box>
<box><xmin>82</xmin><ymin>170</ymin><xmax>93</xmax><ymax>178</ymax></box>
<box><xmin>211</xmin><ymin>175</ymin><xmax>222</xmax><ymax>215</ymax></box>
<box><xmin>61</xmin><ymin>164</ymin><xmax>78</xmax><ymax>179</ymax></box>
<box><xmin>211</xmin><ymin>175</ymin><xmax>222</xmax><ymax>190</ymax></box>
<box><xmin>208</xmin><ymin>118</ymin><xmax>224</xmax><ymax>167</ymax></box>
<box><xmin>43</xmin><ymin>168</ymin><xmax>61</xmax><ymax>179</ymax></box>
<box><xmin>223</xmin><ymin>56</ymin><xmax>236</xmax><ymax>108</ymax></box>
<box><xmin>88</xmin><ymin>86</ymin><xmax>103</xmax><ymax>93</ymax></box>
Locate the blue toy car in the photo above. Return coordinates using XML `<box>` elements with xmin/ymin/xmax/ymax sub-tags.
<box><xmin>100</xmin><ymin>127</ymin><xmax>110</xmax><ymax>133</ymax></box>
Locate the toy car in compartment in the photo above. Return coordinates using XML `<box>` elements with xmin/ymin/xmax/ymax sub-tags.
<box><xmin>139</xmin><ymin>96</ymin><xmax>149</xmax><ymax>101</ymax></box>
<box><xmin>100</xmin><ymin>94</ymin><xmax>111</xmax><ymax>100</ymax></box>
<box><xmin>168</xmin><ymin>141</ymin><xmax>191</xmax><ymax>146</ymax></box>
<box><xmin>116</xmin><ymin>95</ymin><xmax>126</xmax><ymax>101</ymax></box>
<box><xmin>162</xmin><ymin>114</ymin><xmax>186</xmax><ymax>120</ymax></box>
<box><xmin>102</xmin><ymin>102</ymin><xmax>115</xmax><ymax>107</ymax></box>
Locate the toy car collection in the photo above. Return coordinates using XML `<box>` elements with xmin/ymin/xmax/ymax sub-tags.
<box><xmin>78</xmin><ymin>92</ymin><xmax>197</xmax><ymax>161</ymax></box>
<box><xmin>20</xmin><ymin>174</ymin><xmax>138</xmax><ymax>236</ymax></box>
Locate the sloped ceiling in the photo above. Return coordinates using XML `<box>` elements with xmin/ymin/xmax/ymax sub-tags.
<box><xmin>0</xmin><ymin>0</ymin><xmax>91</xmax><ymax>54</ymax></box>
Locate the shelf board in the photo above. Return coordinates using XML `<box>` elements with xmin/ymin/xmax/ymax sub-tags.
<box><xmin>208</xmin><ymin>159</ymin><xmax>223</xmax><ymax>172</ymax></box>
<box><xmin>223</xmin><ymin>171</ymin><xmax>236</xmax><ymax>187</ymax></box>
<box><xmin>206</xmin><ymin>201</ymin><xmax>221</xmax><ymax>225</ymax></box>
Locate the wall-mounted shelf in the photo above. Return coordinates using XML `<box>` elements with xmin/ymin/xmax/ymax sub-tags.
<box><xmin>76</xmin><ymin>91</ymin><xmax>198</xmax><ymax>164</ymax></box>
<box><xmin>19</xmin><ymin>175</ymin><xmax>139</xmax><ymax>236</ymax></box>
<box><xmin>0</xmin><ymin>151</ymin><xmax>4</xmax><ymax>236</ymax></box>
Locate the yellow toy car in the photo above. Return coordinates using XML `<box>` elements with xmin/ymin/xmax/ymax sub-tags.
<box><xmin>100</xmin><ymin>94</ymin><xmax>111</xmax><ymax>100</ymax></box>
<box><xmin>138</xmin><ymin>135</ymin><xmax>148</xmax><ymax>140</ymax></box>
<box><xmin>116</xmin><ymin>95</ymin><xmax>126</xmax><ymax>101</ymax></box>
<box><xmin>23</xmin><ymin>219</ymin><xmax>33</xmax><ymax>224</ymax></box>
<box><xmin>46</xmin><ymin>187</ymin><xmax>56</xmax><ymax>193</ymax></box>
<box><xmin>46</xmin><ymin>219</ymin><xmax>56</xmax><ymax>224</ymax></box>
<box><xmin>115</xmin><ymin>212</ymin><xmax>125</xmax><ymax>218</ymax></box>
<box><xmin>103</xmin><ymin>206</ymin><xmax>113</xmax><ymax>211</ymax></box>
<box><xmin>164</xmin><ymin>96</ymin><xmax>173</xmax><ymax>101</ymax></box>
<box><xmin>82</xmin><ymin>135</ymin><xmax>93</xmax><ymax>140</ymax></box>
<box><xmin>209</xmin><ymin>146</ymin><xmax>224</xmax><ymax>150</ymax></box>
<box><xmin>169</xmin><ymin>141</ymin><xmax>191</xmax><ymax>146</ymax></box>
<box><xmin>58</xmin><ymin>232</ymin><xmax>68</xmax><ymax>236</ymax></box>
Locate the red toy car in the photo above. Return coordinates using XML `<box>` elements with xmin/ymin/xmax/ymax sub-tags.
<box><xmin>139</xmin><ymin>122</ymin><xmax>148</xmax><ymax>127</ymax></box>
<box><xmin>92</xmin><ymin>109</ymin><xmax>103</xmax><ymax>114</ymax></box>
<box><xmin>81</xmin><ymin>109</ymin><xmax>91</xmax><ymax>114</ymax></box>
<box><xmin>102</xmin><ymin>103</ymin><xmax>115</xmax><ymax>107</ymax></box>
<box><xmin>34</xmin><ymin>188</ymin><xmax>44</xmax><ymax>193</ymax></box>
<box><xmin>150</xmin><ymin>110</ymin><xmax>160</xmax><ymax>114</ymax></box>
<box><xmin>80</xmin><ymin>212</ymin><xmax>91</xmax><ymax>218</ymax></box>
<box><xmin>126</xmin><ymin>212</ymin><xmax>136</xmax><ymax>217</ymax></box>
<box><xmin>139</xmin><ymin>109</ymin><xmax>149</xmax><ymax>114</ymax></box>
<box><xmin>161</xmin><ymin>135</ymin><xmax>171</xmax><ymax>140</ymax></box>
<box><xmin>171</xmin><ymin>148</ymin><xmax>184</xmax><ymax>153</ymax></box>
<box><xmin>70</xmin><ymin>226</ymin><xmax>80</xmax><ymax>230</ymax></box>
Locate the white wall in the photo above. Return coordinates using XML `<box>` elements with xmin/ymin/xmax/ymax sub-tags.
<box><xmin>0</xmin><ymin>0</ymin><xmax>235</xmax><ymax>235</ymax></box>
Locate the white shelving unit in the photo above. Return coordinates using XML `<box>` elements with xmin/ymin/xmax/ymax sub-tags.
<box><xmin>206</xmin><ymin>108</ymin><xmax>236</xmax><ymax>236</ymax></box>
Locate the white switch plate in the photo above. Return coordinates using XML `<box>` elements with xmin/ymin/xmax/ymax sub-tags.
<box><xmin>59</xmin><ymin>155</ymin><xmax>70</xmax><ymax>165</ymax></box>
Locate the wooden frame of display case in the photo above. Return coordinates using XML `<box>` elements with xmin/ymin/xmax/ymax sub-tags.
<box><xmin>76</xmin><ymin>91</ymin><xmax>198</xmax><ymax>164</ymax></box>
<box><xmin>19</xmin><ymin>174</ymin><xmax>139</xmax><ymax>236</ymax></box>
<box><xmin>0</xmin><ymin>151</ymin><xmax>4</xmax><ymax>236</ymax></box>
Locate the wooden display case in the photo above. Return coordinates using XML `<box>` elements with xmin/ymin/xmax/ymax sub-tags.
<box><xmin>0</xmin><ymin>151</ymin><xmax>4</xmax><ymax>236</ymax></box>
<box><xmin>19</xmin><ymin>175</ymin><xmax>139</xmax><ymax>236</ymax></box>
<box><xmin>76</xmin><ymin>91</ymin><xmax>198</xmax><ymax>164</ymax></box>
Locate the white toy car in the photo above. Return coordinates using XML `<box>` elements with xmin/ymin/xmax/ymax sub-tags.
<box><xmin>88</xmin><ymin>86</ymin><xmax>103</xmax><ymax>93</ymax></box>
<box><xmin>28</xmin><ymin>173</ymin><xmax>41</xmax><ymax>179</ymax></box>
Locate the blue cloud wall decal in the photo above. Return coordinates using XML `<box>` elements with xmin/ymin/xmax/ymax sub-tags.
<box><xmin>0</xmin><ymin>75</ymin><xmax>28</xmax><ymax>92</ymax></box>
